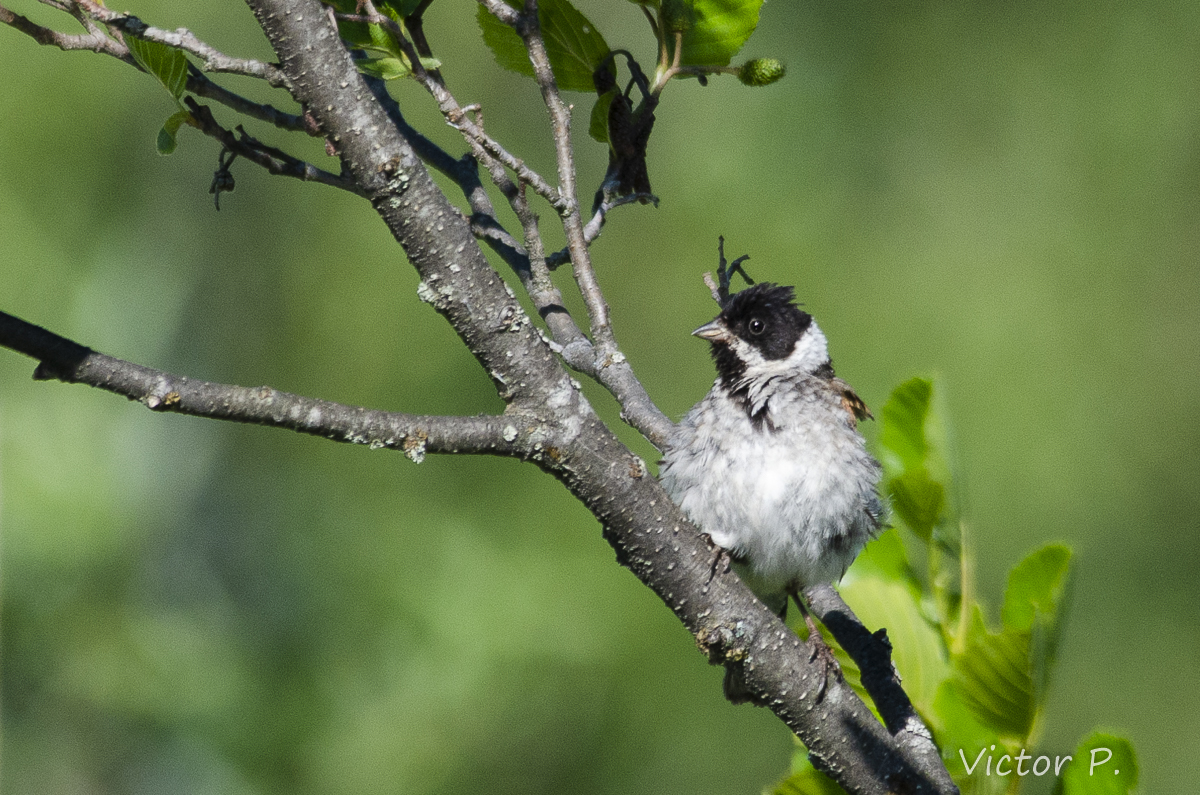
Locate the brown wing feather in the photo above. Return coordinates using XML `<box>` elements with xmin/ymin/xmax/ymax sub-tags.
<box><xmin>832</xmin><ymin>377</ymin><xmax>873</xmax><ymax>428</ymax></box>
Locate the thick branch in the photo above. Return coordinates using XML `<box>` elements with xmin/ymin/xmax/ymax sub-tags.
<box><xmin>356</xmin><ymin>18</ymin><xmax>672</xmax><ymax>446</ymax></box>
<box><xmin>0</xmin><ymin>310</ymin><xmax>524</xmax><ymax>460</ymax></box>
<box><xmin>3</xmin><ymin>3</ymin><xmax>955</xmax><ymax>791</ymax></box>
<box><xmin>805</xmin><ymin>584</ymin><xmax>950</xmax><ymax>787</ymax></box>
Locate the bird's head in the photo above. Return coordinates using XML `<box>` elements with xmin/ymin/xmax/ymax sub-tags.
<box><xmin>693</xmin><ymin>283</ymin><xmax>830</xmax><ymax>386</ymax></box>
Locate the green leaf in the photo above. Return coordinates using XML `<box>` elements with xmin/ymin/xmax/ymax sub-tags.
<box><xmin>1059</xmin><ymin>732</ymin><xmax>1137</xmax><ymax>795</ymax></box>
<box><xmin>888</xmin><ymin>467</ymin><xmax>945</xmax><ymax>541</ymax></box>
<box><xmin>1003</xmin><ymin>544</ymin><xmax>1072</xmax><ymax>703</ymax></box>
<box><xmin>1002</xmin><ymin>545</ymin><xmax>1072</xmax><ymax>633</ymax></box>
<box><xmin>126</xmin><ymin>37</ymin><xmax>188</xmax><ymax>101</ymax></box>
<box><xmin>354</xmin><ymin>54</ymin><xmax>440</xmax><ymax>81</ymax></box>
<box><xmin>356</xmin><ymin>56</ymin><xmax>412</xmax><ymax>80</ymax></box>
<box><xmin>849</xmin><ymin>526</ymin><xmax>917</xmax><ymax>587</ymax></box>
<box><xmin>879</xmin><ymin>377</ymin><xmax>934</xmax><ymax>474</ymax></box>
<box><xmin>932</xmin><ymin>680</ymin><xmax>1002</xmax><ymax>774</ymax></box>
<box><xmin>589</xmin><ymin>88</ymin><xmax>618</xmax><ymax>143</ymax></box>
<box><xmin>770</xmin><ymin>755</ymin><xmax>847</xmax><ymax>795</ymax></box>
<box><xmin>951</xmin><ymin>606</ymin><xmax>1035</xmax><ymax>738</ymax></box>
<box><xmin>156</xmin><ymin>110</ymin><xmax>191</xmax><ymax>155</ymax></box>
<box><xmin>477</xmin><ymin>0</ymin><xmax>611</xmax><ymax>93</ymax></box>
<box><xmin>676</xmin><ymin>0</ymin><xmax>764</xmax><ymax>67</ymax></box>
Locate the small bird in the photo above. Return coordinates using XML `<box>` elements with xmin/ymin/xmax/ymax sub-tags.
<box><xmin>659</xmin><ymin>280</ymin><xmax>884</xmax><ymax>702</ymax></box>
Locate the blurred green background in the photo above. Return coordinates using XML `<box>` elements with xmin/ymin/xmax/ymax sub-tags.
<box><xmin>2</xmin><ymin>0</ymin><xmax>1198</xmax><ymax>792</ymax></box>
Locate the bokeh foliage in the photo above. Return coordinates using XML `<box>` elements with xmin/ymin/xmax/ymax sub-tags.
<box><xmin>3</xmin><ymin>0</ymin><xmax>1198</xmax><ymax>793</ymax></box>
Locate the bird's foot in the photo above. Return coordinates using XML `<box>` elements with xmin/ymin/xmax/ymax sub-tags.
<box><xmin>803</xmin><ymin>611</ymin><xmax>843</xmax><ymax>703</ymax></box>
<box><xmin>703</xmin><ymin>537</ymin><xmax>732</xmax><ymax>587</ymax></box>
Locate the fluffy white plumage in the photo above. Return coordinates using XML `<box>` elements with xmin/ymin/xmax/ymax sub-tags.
<box><xmin>659</xmin><ymin>285</ymin><xmax>883</xmax><ymax>615</ymax></box>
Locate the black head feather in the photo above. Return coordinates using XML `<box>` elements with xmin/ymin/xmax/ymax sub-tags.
<box><xmin>703</xmin><ymin>284</ymin><xmax>816</xmax><ymax>422</ymax></box>
<box><xmin>718</xmin><ymin>283</ymin><xmax>813</xmax><ymax>360</ymax></box>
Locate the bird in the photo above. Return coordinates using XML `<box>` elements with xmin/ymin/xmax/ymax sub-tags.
<box><xmin>658</xmin><ymin>280</ymin><xmax>884</xmax><ymax>703</ymax></box>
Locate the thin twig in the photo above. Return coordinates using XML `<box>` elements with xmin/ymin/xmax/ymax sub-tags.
<box><xmin>344</xmin><ymin>8</ymin><xmax>569</xmax><ymax>215</ymax></box>
<box><xmin>503</xmin><ymin>1</ymin><xmax>610</xmax><ymax>335</ymax></box>
<box><xmin>546</xmin><ymin>193</ymin><xmax>657</xmax><ymax>269</ymax></box>
<box><xmin>185</xmin><ymin>98</ymin><xmax>363</xmax><ymax>196</ymax></box>
<box><xmin>74</xmin><ymin>0</ymin><xmax>292</xmax><ymax>88</ymax></box>
<box><xmin>349</xmin><ymin>29</ymin><xmax>594</xmax><ymax>378</ymax></box>
<box><xmin>485</xmin><ymin>1</ymin><xmax>670</xmax><ymax>445</ymax></box>
<box><xmin>405</xmin><ymin>0</ymin><xmax>443</xmax><ymax>84</ymax></box>
<box><xmin>1</xmin><ymin>4</ymin><xmax>123</xmax><ymax>56</ymax></box>
<box><xmin>2</xmin><ymin>3</ymin><xmax>309</xmax><ymax>135</ymax></box>
<box><xmin>187</xmin><ymin>66</ymin><xmax>309</xmax><ymax>132</ymax></box>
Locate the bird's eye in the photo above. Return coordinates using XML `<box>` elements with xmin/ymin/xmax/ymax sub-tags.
<box><xmin>748</xmin><ymin>318</ymin><xmax>766</xmax><ymax>336</ymax></box>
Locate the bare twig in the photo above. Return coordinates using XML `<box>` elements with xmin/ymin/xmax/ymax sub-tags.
<box><xmin>0</xmin><ymin>310</ymin><xmax>529</xmax><ymax>461</ymax></box>
<box><xmin>74</xmin><ymin>0</ymin><xmax>292</xmax><ymax>88</ymax></box>
<box><xmin>335</xmin><ymin>4</ymin><xmax>669</xmax><ymax>446</ymax></box>
<box><xmin>480</xmin><ymin>0</ymin><xmax>672</xmax><ymax>446</ymax></box>
<box><xmin>404</xmin><ymin>0</ymin><xmax>442</xmax><ymax>84</ymax></box>
<box><xmin>184</xmin><ymin>97</ymin><xmax>363</xmax><ymax>196</ymax></box>
<box><xmin>2</xmin><ymin>2</ymin><xmax>309</xmax><ymax>135</ymax></box>
<box><xmin>546</xmin><ymin>192</ymin><xmax>657</xmax><ymax>269</ymax></box>
<box><xmin>1</xmin><ymin>3</ymin><xmax>123</xmax><ymax>56</ymax></box>
<box><xmin>187</xmin><ymin>66</ymin><xmax>308</xmax><ymax>132</ymax></box>
<box><xmin>703</xmin><ymin>235</ymin><xmax>754</xmax><ymax>306</ymax></box>
<box><xmin>505</xmin><ymin>1</ymin><xmax>613</xmax><ymax>335</ymax></box>
<box><xmin>347</xmin><ymin>11</ymin><xmax>569</xmax><ymax>215</ymax></box>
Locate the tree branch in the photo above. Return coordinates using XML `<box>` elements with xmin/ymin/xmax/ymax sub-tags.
<box><xmin>184</xmin><ymin>97</ymin><xmax>363</xmax><ymax>197</ymax></box>
<box><xmin>353</xmin><ymin>16</ymin><xmax>672</xmax><ymax>446</ymax></box>
<box><xmin>0</xmin><ymin>3</ymin><xmax>122</xmax><ymax>56</ymax></box>
<box><xmin>0</xmin><ymin>310</ymin><xmax>529</xmax><ymax>460</ymax></box>
<box><xmin>238</xmin><ymin>3</ymin><xmax>957</xmax><ymax>792</ymax></box>
<box><xmin>805</xmin><ymin>584</ymin><xmax>950</xmax><ymax>786</ymax></box>
<box><xmin>187</xmin><ymin>66</ymin><xmax>309</xmax><ymax>132</ymax></box>
<box><xmin>74</xmin><ymin>0</ymin><xmax>292</xmax><ymax>88</ymax></box>
<box><xmin>3</xmin><ymin>3</ymin><xmax>957</xmax><ymax>791</ymax></box>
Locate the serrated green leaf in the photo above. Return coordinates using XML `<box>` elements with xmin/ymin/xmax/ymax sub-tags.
<box><xmin>951</xmin><ymin>606</ymin><xmax>1034</xmax><ymax>738</ymax></box>
<box><xmin>888</xmin><ymin>467</ymin><xmax>945</xmax><ymax>541</ymax></box>
<box><xmin>589</xmin><ymin>88</ymin><xmax>618</xmax><ymax>143</ymax></box>
<box><xmin>477</xmin><ymin>0</ymin><xmax>610</xmax><ymax>93</ymax></box>
<box><xmin>676</xmin><ymin>0</ymin><xmax>764</xmax><ymax>67</ymax></box>
<box><xmin>126</xmin><ymin>36</ymin><xmax>188</xmax><ymax>101</ymax></box>
<box><xmin>156</xmin><ymin>110</ymin><xmax>191</xmax><ymax>155</ymax></box>
<box><xmin>1060</xmin><ymin>732</ymin><xmax>1137</xmax><ymax>795</ymax></box>
<box><xmin>1002</xmin><ymin>545</ymin><xmax>1072</xmax><ymax>633</ymax></box>
<box><xmin>356</xmin><ymin>56</ymin><xmax>412</xmax><ymax>80</ymax></box>
<box><xmin>879</xmin><ymin>377</ymin><xmax>934</xmax><ymax>474</ymax></box>
<box><xmin>1003</xmin><ymin>544</ymin><xmax>1072</xmax><ymax>703</ymax></box>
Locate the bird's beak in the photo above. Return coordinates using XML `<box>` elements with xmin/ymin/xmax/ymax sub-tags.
<box><xmin>692</xmin><ymin>319</ymin><xmax>732</xmax><ymax>342</ymax></box>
